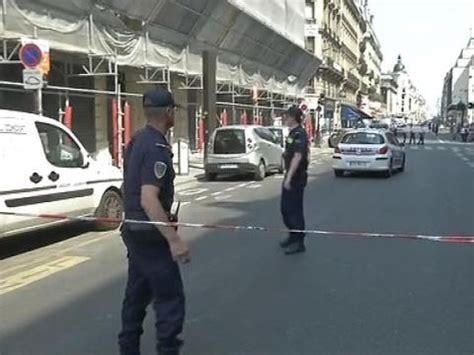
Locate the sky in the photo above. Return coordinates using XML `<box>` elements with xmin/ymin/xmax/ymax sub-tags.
<box><xmin>370</xmin><ymin>0</ymin><xmax>474</xmax><ymax>115</ymax></box>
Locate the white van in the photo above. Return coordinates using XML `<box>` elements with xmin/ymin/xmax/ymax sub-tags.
<box><xmin>0</xmin><ymin>110</ymin><xmax>123</xmax><ymax>238</ymax></box>
<box><xmin>204</xmin><ymin>125</ymin><xmax>284</xmax><ymax>181</ymax></box>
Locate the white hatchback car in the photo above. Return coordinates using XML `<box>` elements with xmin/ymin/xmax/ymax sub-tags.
<box><xmin>0</xmin><ymin>110</ymin><xmax>123</xmax><ymax>238</ymax></box>
<box><xmin>205</xmin><ymin>125</ymin><xmax>284</xmax><ymax>181</ymax></box>
<box><xmin>332</xmin><ymin>129</ymin><xmax>406</xmax><ymax>178</ymax></box>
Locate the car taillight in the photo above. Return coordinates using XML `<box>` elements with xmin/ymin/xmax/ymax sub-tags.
<box><xmin>335</xmin><ymin>146</ymin><xmax>341</xmax><ymax>153</ymax></box>
<box><xmin>378</xmin><ymin>145</ymin><xmax>389</xmax><ymax>154</ymax></box>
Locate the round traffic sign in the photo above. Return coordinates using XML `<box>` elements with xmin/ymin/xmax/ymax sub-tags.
<box><xmin>19</xmin><ymin>43</ymin><xmax>43</xmax><ymax>68</ymax></box>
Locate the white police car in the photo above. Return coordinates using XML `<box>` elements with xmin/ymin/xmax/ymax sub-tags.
<box><xmin>332</xmin><ymin>128</ymin><xmax>406</xmax><ymax>178</ymax></box>
<box><xmin>0</xmin><ymin>110</ymin><xmax>123</xmax><ymax>238</ymax></box>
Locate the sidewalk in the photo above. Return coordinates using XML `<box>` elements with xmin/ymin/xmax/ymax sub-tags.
<box><xmin>174</xmin><ymin>146</ymin><xmax>332</xmax><ymax>186</ymax></box>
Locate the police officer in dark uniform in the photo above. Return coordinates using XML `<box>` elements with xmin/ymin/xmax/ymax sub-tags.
<box><xmin>279</xmin><ymin>105</ymin><xmax>309</xmax><ymax>255</ymax></box>
<box><xmin>118</xmin><ymin>89</ymin><xmax>190</xmax><ymax>355</ymax></box>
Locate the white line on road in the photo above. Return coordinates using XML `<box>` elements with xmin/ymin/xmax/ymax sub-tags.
<box><xmin>461</xmin><ymin>156</ymin><xmax>469</xmax><ymax>161</ymax></box>
<box><xmin>178</xmin><ymin>188</ymin><xmax>209</xmax><ymax>196</ymax></box>
<box><xmin>195</xmin><ymin>195</ymin><xmax>208</xmax><ymax>201</ymax></box>
<box><xmin>225</xmin><ymin>186</ymin><xmax>237</xmax><ymax>192</ymax></box>
<box><xmin>425</xmin><ymin>146</ymin><xmax>433</xmax><ymax>150</ymax></box>
<box><xmin>181</xmin><ymin>202</ymin><xmax>191</xmax><ymax>206</ymax></box>
<box><xmin>237</xmin><ymin>183</ymin><xmax>249</xmax><ymax>188</ymax></box>
<box><xmin>468</xmin><ymin>162</ymin><xmax>474</xmax><ymax>168</ymax></box>
<box><xmin>214</xmin><ymin>194</ymin><xmax>232</xmax><ymax>201</ymax></box>
<box><xmin>437</xmin><ymin>146</ymin><xmax>446</xmax><ymax>151</ymax></box>
<box><xmin>247</xmin><ymin>184</ymin><xmax>262</xmax><ymax>189</ymax></box>
<box><xmin>410</xmin><ymin>146</ymin><xmax>419</xmax><ymax>150</ymax></box>
<box><xmin>211</xmin><ymin>191</ymin><xmax>222</xmax><ymax>196</ymax></box>
<box><xmin>274</xmin><ymin>175</ymin><xmax>284</xmax><ymax>179</ymax></box>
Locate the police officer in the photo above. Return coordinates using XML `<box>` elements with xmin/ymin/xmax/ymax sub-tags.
<box><xmin>279</xmin><ymin>105</ymin><xmax>309</xmax><ymax>255</ymax></box>
<box><xmin>118</xmin><ymin>89</ymin><xmax>190</xmax><ymax>355</ymax></box>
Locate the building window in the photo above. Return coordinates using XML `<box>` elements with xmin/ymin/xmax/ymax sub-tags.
<box><xmin>305</xmin><ymin>37</ymin><xmax>315</xmax><ymax>53</ymax></box>
<box><xmin>305</xmin><ymin>1</ymin><xmax>314</xmax><ymax>20</ymax></box>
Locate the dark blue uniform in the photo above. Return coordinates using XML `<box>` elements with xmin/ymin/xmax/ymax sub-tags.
<box><xmin>281</xmin><ymin>125</ymin><xmax>309</xmax><ymax>245</ymax></box>
<box><xmin>118</xmin><ymin>125</ymin><xmax>184</xmax><ymax>355</ymax></box>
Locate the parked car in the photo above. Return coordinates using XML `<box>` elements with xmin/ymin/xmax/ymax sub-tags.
<box><xmin>0</xmin><ymin>110</ymin><xmax>123</xmax><ymax>238</ymax></box>
<box><xmin>332</xmin><ymin>128</ymin><xmax>406</xmax><ymax>178</ymax></box>
<box><xmin>328</xmin><ymin>129</ymin><xmax>347</xmax><ymax>148</ymax></box>
<box><xmin>205</xmin><ymin>125</ymin><xmax>284</xmax><ymax>181</ymax></box>
<box><xmin>267</xmin><ymin>126</ymin><xmax>289</xmax><ymax>148</ymax></box>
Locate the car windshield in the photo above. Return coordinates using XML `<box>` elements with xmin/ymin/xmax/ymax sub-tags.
<box><xmin>213</xmin><ymin>129</ymin><xmax>246</xmax><ymax>154</ymax></box>
<box><xmin>341</xmin><ymin>132</ymin><xmax>385</xmax><ymax>145</ymax></box>
<box><xmin>268</xmin><ymin>128</ymin><xmax>283</xmax><ymax>144</ymax></box>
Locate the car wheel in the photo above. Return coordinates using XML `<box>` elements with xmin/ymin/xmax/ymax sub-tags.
<box><xmin>278</xmin><ymin>157</ymin><xmax>285</xmax><ymax>174</ymax></box>
<box><xmin>205</xmin><ymin>172</ymin><xmax>217</xmax><ymax>181</ymax></box>
<box><xmin>94</xmin><ymin>189</ymin><xmax>123</xmax><ymax>231</ymax></box>
<box><xmin>399</xmin><ymin>155</ymin><xmax>406</xmax><ymax>172</ymax></box>
<box><xmin>334</xmin><ymin>169</ymin><xmax>345</xmax><ymax>177</ymax></box>
<box><xmin>382</xmin><ymin>160</ymin><xmax>393</xmax><ymax>178</ymax></box>
<box><xmin>254</xmin><ymin>160</ymin><xmax>266</xmax><ymax>181</ymax></box>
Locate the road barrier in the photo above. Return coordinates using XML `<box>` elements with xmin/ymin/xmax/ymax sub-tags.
<box><xmin>1</xmin><ymin>211</ymin><xmax>473</xmax><ymax>245</ymax></box>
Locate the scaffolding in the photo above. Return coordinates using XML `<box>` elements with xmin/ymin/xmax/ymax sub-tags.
<box><xmin>0</xmin><ymin>0</ymin><xmax>319</xmax><ymax>161</ymax></box>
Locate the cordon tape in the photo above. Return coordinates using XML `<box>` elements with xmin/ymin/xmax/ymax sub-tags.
<box><xmin>0</xmin><ymin>210</ymin><xmax>473</xmax><ymax>245</ymax></box>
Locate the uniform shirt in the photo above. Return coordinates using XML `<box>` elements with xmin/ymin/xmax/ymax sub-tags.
<box><xmin>284</xmin><ymin>125</ymin><xmax>309</xmax><ymax>187</ymax></box>
<box><xmin>123</xmin><ymin>125</ymin><xmax>175</xmax><ymax>231</ymax></box>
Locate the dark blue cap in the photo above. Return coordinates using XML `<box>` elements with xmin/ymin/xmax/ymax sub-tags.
<box><xmin>143</xmin><ymin>89</ymin><xmax>181</xmax><ymax>108</ymax></box>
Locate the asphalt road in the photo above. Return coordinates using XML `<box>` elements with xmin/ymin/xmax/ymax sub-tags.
<box><xmin>1</xmin><ymin>137</ymin><xmax>473</xmax><ymax>355</ymax></box>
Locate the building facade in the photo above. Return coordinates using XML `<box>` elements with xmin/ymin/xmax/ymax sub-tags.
<box><xmin>444</xmin><ymin>37</ymin><xmax>474</xmax><ymax>125</ymax></box>
<box><xmin>304</xmin><ymin>0</ymin><xmax>384</xmax><ymax>130</ymax></box>
<box><xmin>0</xmin><ymin>0</ymin><xmax>320</xmax><ymax>165</ymax></box>
<box><xmin>383</xmin><ymin>55</ymin><xmax>426</xmax><ymax>122</ymax></box>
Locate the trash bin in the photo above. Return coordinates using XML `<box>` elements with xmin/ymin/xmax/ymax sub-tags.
<box><xmin>172</xmin><ymin>138</ymin><xmax>190</xmax><ymax>175</ymax></box>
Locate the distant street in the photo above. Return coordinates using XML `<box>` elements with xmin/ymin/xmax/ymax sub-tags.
<box><xmin>1</xmin><ymin>135</ymin><xmax>473</xmax><ymax>355</ymax></box>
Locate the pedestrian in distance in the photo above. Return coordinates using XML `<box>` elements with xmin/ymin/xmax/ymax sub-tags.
<box><xmin>279</xmin><ymin>105</ymin><xmax>309</xmax><ymax>255</ymax></box>
<box><xmin>118</xmin><ymin>89</ymin><xmax>190</xmax><ymax>355</ymax></box>
<box><xmin>409</xmin><ymin>124</ymin><xmax>416</xmax><ymax>144</ymax></box>
<box><xmin>417</xmin><ymin>126</ymin><xmax>425</xmax><ymax>145</ymax></box>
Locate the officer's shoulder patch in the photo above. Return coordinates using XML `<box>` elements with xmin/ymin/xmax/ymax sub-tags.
<box><xmin>154</xmin><ymin>161</ymin><xmax>167</xmax><ymax>179</ymax></box>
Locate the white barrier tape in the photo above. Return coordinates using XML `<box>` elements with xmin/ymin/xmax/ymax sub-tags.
<box><xmin>0</xmin><ymin>211</ymin><xmax>473</xmax><ymax>245</ymax></box>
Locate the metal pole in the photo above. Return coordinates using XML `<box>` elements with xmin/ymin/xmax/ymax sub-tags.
<box><xmin>114</xmin><ymin>54</ymin><xmax>124</xmax><ymax>168</ymax></box>
<box><xmin>36</xmin><ymin>87</ymin><xmax>43</xmax><ymax>115</ymax></box>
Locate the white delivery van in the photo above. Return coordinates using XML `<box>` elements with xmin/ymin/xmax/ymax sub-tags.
<box><xmin>0</xmin><ymin>109</ymin><xmax>123</xmax><ymax>238</ymax></box>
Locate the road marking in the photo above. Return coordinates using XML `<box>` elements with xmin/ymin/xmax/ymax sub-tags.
<box><xmin>181</xmin><ymin>201</ymin><xmax>191</xmax><ymax>206</ymax></box>
<box><xmin>468</xmin><ymin>162</ymin><xmax>474</xmax><ymax>168</ymax></box>
<box><xmin>211</xmin><ymin>191</ymin><xmax>222</xmax><ymax>196</ymax></box>
<box><xmin>195</xmin><ymin>195</ymin><xmax>208</xmax><ymax>201</ymax></box>
<box><xmin>178</xmin><ymin>188</ymin><xmax>208</xmax><ymax>196</ymax></box>
<box><xmin>237</xmin><ymin>183</ymin><xmax>249</xmax><ymax>188</ymax></box>
<box><xmin>247</xmin><ymin>183</ymin><xmax>262</xmax><ymax>189</ymax></box>
<box><xmin>0</xmin><ymin>256</ymin><xmax>90</xmax><ymax>296</ymax></box>
<box><xmin>437</xmin><ymin>146</ymin><xmax>446</xmax><ymax>151</ymax></box>
<box><xmin>214</xmin><ymin>194</ymin><xmax>231</xmax><ymax>201</ymax></box>
<box><xmin>274</xmin><ymin>175</ymin><xmax>284</xmax><ymax>179</ymax></box>
<box><xmin>410</xmin><ymin>146</ymin><xmax>419</xmax><ymax>150</ymax></box>
<box><xmin>224</xmin><ymin>186</ymin><xmax>237</xmax><ymax>192</ymax></box>
<box><xmin>461</xmin><ymin>156</ymin><xmax>469</xmax><ymax>161</ymax></box>
<box><xmin>424</xmin><ymin>146</ymin><xmax>433</xmax><ymax>150</ymax></box>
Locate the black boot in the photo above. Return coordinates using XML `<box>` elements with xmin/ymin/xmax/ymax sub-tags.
<box><xmin>157</xmin><ymin>338</ymin><xmax>184</xmax><ymax>355</ymax></box>
<box><xmin>279</xmin><ymin>237</ymin><xmax>294</xmax><ymax>248</ymax></box>
<box><xmin>284</xmin><ymin>242</ymin><xmax>306</xmax><ymax>255</ymax></box>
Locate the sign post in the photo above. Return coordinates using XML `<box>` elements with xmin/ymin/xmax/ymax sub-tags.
<box><xmin>19</xmin><ymin>38</ymin><xmax>50</xmax><ymax>115</ymax></box>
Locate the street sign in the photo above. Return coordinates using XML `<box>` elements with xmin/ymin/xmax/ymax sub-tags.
<box><xmin>19</xmin><ymin>43</ymin><xmax>42</xmax><ymax>68</ymax></box>
<box><xmin>21</xmin><ymin>38</ymin><xmax>50</xmax><ymax>74</ymax></box>
<box><xmin>304</xmin><ymin>24</ymin><xmax>318</xmax><ymax>37</ymax></box>
<box><xmin>23</xmin><ymin>69</ymin><xmax>43</xmax><ymax>89</ymax></box>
